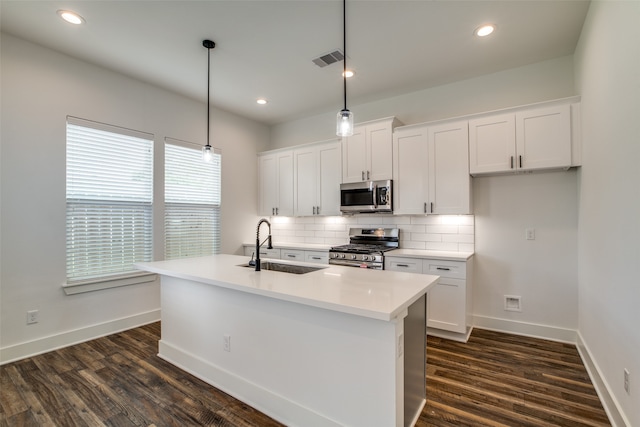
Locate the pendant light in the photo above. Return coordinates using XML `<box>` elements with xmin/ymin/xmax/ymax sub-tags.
<box><xmin>202</xmin><ymin>39</ymin><xmax>216</xmax><ymax>162</ymax></box>
<box><xmin>336</xmin><ymin>0</ymin><xmax>354</xmax><ymax>137</ymax></box>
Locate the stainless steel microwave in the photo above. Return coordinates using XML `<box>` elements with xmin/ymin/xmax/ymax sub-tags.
<box><xmin>340</xmin><ymin>180</ymin><xmax>392</xmax><ymax>214</ymax></box>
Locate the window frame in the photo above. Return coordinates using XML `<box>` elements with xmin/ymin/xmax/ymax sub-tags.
<box><xmin>63</xmin><ymin>116</ymin><xmax>156</xmax><ymax>295</ymax></box>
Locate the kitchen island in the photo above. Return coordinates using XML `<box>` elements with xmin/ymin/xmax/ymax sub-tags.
<box><xmin>135</xmin><ymin>254</ymin><xmax>439</xmax><ymax>427</ymax></box>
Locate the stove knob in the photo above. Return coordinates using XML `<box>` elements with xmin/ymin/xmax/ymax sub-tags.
<box><xmin>340</xmin><ymin>254</ymin><xmax>346</xmax><ymax>259</ymax></box>
<box><xmin>351</xmin><ymin>254</ymin><xmax>357</xmax><ymax>260</ymax></box>
<box><xmin>362</xmin><ymin>255</ymin><xmax>369</xmax><ymax>261</ymax></box>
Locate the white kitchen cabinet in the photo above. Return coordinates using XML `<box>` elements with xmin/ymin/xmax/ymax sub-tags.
<box><xmin>244</xmin><ymin>246</ymin><xmax>281</xmax><ymax>259</ymax></box>
<box><xmin>469</xmin><ymin>103</ymin><xmax>572</xmax><ymax>174</ymax></box>
<box><xmin>393</xmin><ymin>120</ymin><xmax>471</xmax><ymax>215</ymax></box>
<box><xmin>342</xmin><ymin>117</ymin><xmax>401</xmax><ymax>183</ymax></box>
<box><xmin>294</xmin><ymin>140</ymin><xmax>341</xmax><ymax>216</ymax></box>
<box><xmin>259</xmin><ymin>150</ymin><xmax>294</xmax><ymax>216</ymax></box>
<box><xmin>385</xmin><ymin>255</ymin><xmax>473</xmax><ymax>342</ymax></box>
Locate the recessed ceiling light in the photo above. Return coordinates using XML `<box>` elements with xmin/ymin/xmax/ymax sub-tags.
<box><xmin>475</xmin><ymin>24</ymin><xmax>495</xmax><ymax>37</ymax></box>
<box><xmin>342</xmin><ymin>70</ymin><xmax>355</xmax><ymax>78</ymax></box>
<box><xmin>57</xmin><ymin>10</ymin><xmax>85</xmax><ymax>25</ymax></box>
<box><xmin>256</xmin><ymin>99</ymin><xmax>268</xmax><ymax>105</ymax></box>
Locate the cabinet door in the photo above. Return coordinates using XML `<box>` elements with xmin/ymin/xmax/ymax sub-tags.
<box><xmin>428</xmin><ymin>121</ymin><xmax>471</xmax><ymax>214</ymax></box>
<box><xmin>393</xmin><ymin>127</ymin><xmax>429</xmax><ymax>215</ymax></box>
<box><xmin>426</xmin><ymin>277</ymin><xmax>467</xmax><ymax>333</ymax></box>
<box><xmin>259</xmin><ymin>154</ymin><xmax>278</xmax><ymax>216</ymax></box>
<box><xmin>317</xmin><ymin>141</ymin><xmax>341</xmax><ymax>216</ymax></box>
<box><xmin>341</xmin><ymin>127</ymin><xmax>367</xmax><ymax>183</ymax></box>
<box><xmin>282</xmin><ymin>249</ymin><xmax>305</xmax><ymax>261</ymax></box>
<box><xmin>305</xmin><ymin>251</ymin><xmax>329</xmax><ymax>264</ymax></box>
<box><xmin>276</xmin><ymin>151</ymin><xmax>294</xmax><ymax>216</ymax></box>
<box><xmin>293</xmin><ymin>147</ymin><xmax>317</xmax><ymax>216</ymax></box>
<box><xmin>516</xmin><ymin>104</ymin><xmax>571</xmax><ymax>170</ymax></box>
<box><xmin>468</xmin><ymin>113</ymin><xmax>516</xmax><ymax>174</ymax></box>
<box><xmin>367</xmin><ymin>123</ymin><xmax>393</xmax><ymax>181</ymax></box>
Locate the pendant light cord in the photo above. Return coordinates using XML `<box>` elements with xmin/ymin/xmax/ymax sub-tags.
<box><xmin>343</xmin><ymin>0</ymin><xmax>347</xmax><ymax>111</ymax></box>
<box><xmin>206</xmin><ymin>45</ymin><xmax>211</xmax><ymax>147</ymax></box>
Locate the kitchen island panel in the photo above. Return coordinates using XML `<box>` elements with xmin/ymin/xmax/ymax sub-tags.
<box><xmin>160</xmin><ymin>275</ymin><xmax>404</xmax><ymax>427</ymax></box>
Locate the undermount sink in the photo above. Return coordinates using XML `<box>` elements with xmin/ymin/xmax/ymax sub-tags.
<box><xmin>239</xmin><ymin>261</ymin><xmax>326</xmax><ymax>275</ymax></box>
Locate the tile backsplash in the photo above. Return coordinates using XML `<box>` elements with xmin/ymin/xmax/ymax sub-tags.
<box><xmin>270</xmin><ymin>215</ymin><xmax>474</xmax><ymax>253</ymax></box>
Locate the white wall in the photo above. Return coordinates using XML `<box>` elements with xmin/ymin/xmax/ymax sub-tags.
<box><xmin>0</xmin><ymin>34</ymin><xmax>268</xmax><ymax>362</ymax></box>
<box><xmin>574</xmin><ymin>2</ymin><xmax>640</xmax><ymax>426</ymax></box>
<box><xmin>473</xmin><ymin>171</ymin><xmax>578</xmax><ymax>338</ymax></box>
<box><xmin>270</xmin><ymin>55</ymin><xmax>575</xmax><ymax>149</ymax></box>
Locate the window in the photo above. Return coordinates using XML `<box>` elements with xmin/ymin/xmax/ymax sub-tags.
<box><xmin>65</xmin><ymin>117</ymin><xmax>153</xmax><ymax>287</ymax></box>
<box><xmin>164</xmin><ymin>138</ymin><xmax>221</xmax><ymax>260</ymax></box>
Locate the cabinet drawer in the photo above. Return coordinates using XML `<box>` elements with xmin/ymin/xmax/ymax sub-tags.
<box><xmin>255</xmin><ymin>248</ymin><xmax>281</xmax><ymax>259</ymax></box>
<box><xmin>385</xmin><ymin>257</ymin><xmax>421</xmax><ymax>273</ymax></box>
<box><xmin>305</xmin><ymin>251</ymin><xmax>328</xmax><ymax>264</ymax></box>
<box><xmin>423</xmin><ymin>260</ymin><xmax>466</xmax><ymax>279</ymax></box>
<box><xmin>282</xmin><ymin>249</ymin><xmax>305</xmax><ymax>261</ymax></box>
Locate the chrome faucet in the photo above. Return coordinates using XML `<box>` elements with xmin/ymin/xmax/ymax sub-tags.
<box><xmin>253</xmin><ymin>218</ymin><xmax>273</xmax><ymax>271</ymax></box>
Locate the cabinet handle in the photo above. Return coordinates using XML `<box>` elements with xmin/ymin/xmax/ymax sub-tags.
<box><xmin>436</xmin><ymin>267</ymin><xmax>451</xmax><ymax>271</ymax></box>
<box><xmin>272</xmin><ymin>207</ymin><xmax>275</xmax><ymax>215</ymax></box>
<box><xmin>397</xmin><ymin>264</ymin><xmax>410</xmax><ymax>268</ymax></box>
<box><xmin>287</xmin><ymin>254</ymin><xmax>296</xmax><ymax>258</ymax></box>
<box><xmin>311</xmin><ymin>256</ymin><xmax>322</xmax><ymax>260</ymax></box>
<box><xmin>424</xmin><ymin>202</ymin><xmax>427</xmax><ymax>214</ymax></box>
<box><xmin>519</xmin><ymin>155</ymin><xmax>523</xmax><ymax>168</ymax></box>
<box><xmin>430</xmin><ymin>202</ymin><xmax>434</xmax><ymax>213</ymax></box>
<box><xmin>260</xmin><ymin>252</ymin><xmax>268</xmax><ymax>255</ymax></box>
<box><xmin>367</xmin><ymin>171</ymin><xmax>370</xmax><ymax>180</ymax></box>
<box><xmin>313</xmin><ymin>206</ymin><xmax>316</xmax><ymax>215</ymax></box>
<box><xmin>510</xmin><ymin>156</ymin><xmax>514</xmax><ymax>169</ymax></box>
<box><xmin>275</xmin><ymin>207</ymin><xmax>279</xmax><ymax>215</ymax></box>
<box><xmin>316</xmin><ymin>206</ymin><xmax>320</xmax><ymax>215</ymax></box>
<box><xmin>361</xmin><ymin>171</ymin><xmax>365</xmax><ymax>181</ymax></box>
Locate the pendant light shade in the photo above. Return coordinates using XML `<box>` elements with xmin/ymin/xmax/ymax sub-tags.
<box><xmin>202</xmin><ymin>39</ymin><xmax>216</xmax><ymax>162</ymax></box>
<box><xmin>336</xmin><ymin>0</ymin><xmax>353</xmax><ymax>137</ymax></box>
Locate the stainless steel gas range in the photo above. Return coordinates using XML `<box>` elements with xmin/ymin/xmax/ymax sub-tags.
<box><xmin>328</xmin><ymin>228</ymin><xmax>399</xmax><ymax>270</ymax></box>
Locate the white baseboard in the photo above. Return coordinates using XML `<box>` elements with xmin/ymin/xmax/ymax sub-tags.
<box><xmin>158</xmin><ymin>340</ymin><xmax>342</xmax><ymax>427</ymax></box>
<box><xmin>472</xmin><ymin>315</ymin><xmax>577</xmax><ymax>343</ymax></box>
<box><xmin>0</xmin><ymin>309</ymin><xmax>161</xmax><ymax>365</ymax></box>
<box><xmin>427</xmin><ymin>326</ymin><xmax>473</xmax><ymax>343</ymax></box>
<box><xmin>576</xmin><ymin>332</ymin><xmax>630</xmax><ymax>427</ymax></box>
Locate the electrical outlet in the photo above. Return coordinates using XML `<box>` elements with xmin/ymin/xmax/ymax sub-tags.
<box><xmin>504</xmin><ymin>295</ymin><xmax>522</xmax><ymax>312</ymax></box>
<box><xmin>223</xmin><ymin>334</ymin><xmax>231</xmax><ymax>352</ymax></box>
<box><xmin>27</xmin><ymin>310</ymin><xmax>39</xmax><ymax>324</ymax></box>
<box><xmin>624</xmin><ymin>369</ymin><xmax>630</xmax><ymax>394</ymax></box>
<box><xmin>526</xmin><ymin>228</ymin><xmax>536</xmax><ymax>240</ymax></box>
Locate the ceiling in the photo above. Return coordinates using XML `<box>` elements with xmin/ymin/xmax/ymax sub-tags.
<box><xmin>1</xmin><ymin>1</ymin><xmax>590</xmax><ymax>126</ymax></box>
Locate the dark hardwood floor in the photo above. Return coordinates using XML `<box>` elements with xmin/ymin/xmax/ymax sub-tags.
<box><xmin>0</xmin><ymin>323</ymin><xmax>610</xmax><ymax>427</ymax></box>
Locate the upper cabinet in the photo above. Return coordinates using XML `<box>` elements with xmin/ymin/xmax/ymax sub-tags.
<box><xmin>294</xmin><ymin>139</ymin><xmax>341</xmax><ymax>216</ymax></box>
<box><xmin>259</xmin><ymin>150</ymin><xmax>294</xmax><ymax>216</ymax></box>
<box><xmin>469</xmin><ymin>100</ymin><xmax>579</xmax><ymax>175</ymax></box>
<box><xmin>342</xmin><ymin>117</ymin><xmax>402</xmax><ymax>183</ymax></box>
<box><xmin>393</xmin><ymin>120</ymin><xmax>471</xmax><ymax>215</ymax></box>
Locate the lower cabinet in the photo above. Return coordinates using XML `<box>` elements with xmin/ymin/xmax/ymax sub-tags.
<box><xmin>385</xmin><ymin>255</ymin><xmax>473</xmax><ymax>342</ymax></box>
<box><xmin>244</xmin><ymin>246</ymin><xmax>328</xmax><ymax>264</ymax></box>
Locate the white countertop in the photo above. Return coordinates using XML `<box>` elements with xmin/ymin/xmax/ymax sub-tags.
<box><xmin>386</xmin><ymin>249</ymin><xmax>474</xmax><ymax>261</ymax></box>
<box><xmin>136</xmin><ymin>254</ymin><xmax>438</xmax><ymax>322</ymax></box>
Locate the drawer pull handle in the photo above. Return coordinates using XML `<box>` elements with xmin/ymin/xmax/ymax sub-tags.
<box><xmin>287</xmin><ymin>254</ymin><xmax>296</xmax><ymax>258</ymax></box>
<box><xmin>397</xmin><ymin>264</ymin><xmax>410</xmax><ymax>267</ymax></box>
<box><xmin>311</xmin><ymin>256</ymin><xmax>322</xmax><ymax>260</ymax></box>
<box><xmin>436</xmin><ymin>267</ymin><xmax>451</xmax><ymax>271</ymax></box>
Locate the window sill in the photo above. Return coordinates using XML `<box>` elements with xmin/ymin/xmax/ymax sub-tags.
<box><xmin>63</xmin><ymin>272</ymin><xmax>158</xmax><ymax>295</ymax></box>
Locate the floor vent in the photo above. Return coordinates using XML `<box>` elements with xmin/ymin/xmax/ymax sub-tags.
<box><xmin>312</xmin><ymin>49</ymin><xmax>344</xmax><ymax>68</ymax></box>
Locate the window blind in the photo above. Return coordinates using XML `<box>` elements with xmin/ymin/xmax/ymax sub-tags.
<box><xmin>66</xmin><ymin>118</ymin><xmax>153</xmax><ymax>283</ymax></box>
<box><xmin>165</xmin><ymin>139</ymin><xmax>221</xmax><ymax>260</ymax></box>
